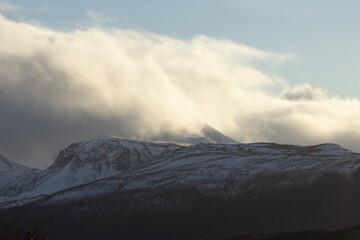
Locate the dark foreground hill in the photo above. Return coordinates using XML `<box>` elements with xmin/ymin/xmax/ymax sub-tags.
<box><xmin>230</xmin><ymin>225</ymin><xmax>360</xmax><ymax>240</ymax></box>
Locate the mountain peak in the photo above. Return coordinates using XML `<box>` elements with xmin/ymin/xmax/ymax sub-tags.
<box><xmin>200</xmin><ymin>124</ymin><xmax>238</xmax><ymax>144</ymax></box>
<box><xmin>146</xmin><ymin>124</ymin><xmax>238</xmax><ymax>145</ymax></box>
<box><xmin>14</xmin><ymin>136</ymin><xmax>181</xmax><ymax>196</ymax></box>
<box><xmin>0</xmin><ymin>153</ymin><xmax>14</xmax><ymax>170</ymax></box>
<box><xmin>0</xmin><ymin>153</ymin><xmax>39</xmax><ymax>186</ymax></box>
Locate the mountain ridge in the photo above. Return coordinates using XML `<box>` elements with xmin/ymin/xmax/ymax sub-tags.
<box><xmin>0</xmin><ymin>134</ymin><xmax>360</xmax><ymax>209</ymax></box>
<box><xmin>2</xmin><ymin>133</ymin><xmax>360</xmax><ymax>239</ymax></box>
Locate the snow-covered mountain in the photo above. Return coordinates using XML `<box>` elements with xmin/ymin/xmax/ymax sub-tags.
<box><xmin>0</xmin><ymin>134</ymin><xmax>360</xmax><ymax>209</ymax></box>
<box><xmin>35</xmin><ymin>142</ymin><xmax>360</xmax><ymax>205</ymax></box>
<box><xmin>147</xmin><ymin>124</ymin><xmax>238</xmax><ymax>145</ymax></box>
<box><xmin>2</xmin><ymin>133</ymin><xmax>360</xmax><ymax>240</ymax></box>
<box><xmin>0</xmin><ymin>153</ymin><xmax>40</xmax><ymax>185</ymax></box>
<box><xmin>0</xmin><ymin>136</ymin><xmax>180</xmax><ymax>199</ymax></box>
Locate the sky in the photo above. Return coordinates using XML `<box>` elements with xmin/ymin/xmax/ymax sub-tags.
<box><xmin>0</xmin><ymin>0</ymin><xmax>360</xmax><ymax>168</ymax></box>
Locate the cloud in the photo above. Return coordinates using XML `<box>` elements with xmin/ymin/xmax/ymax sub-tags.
<box><xmin>0</xmin><ymin>2</ymin><xmax>45</xmax><ymax>14</ymax></box>
<box><xmin>86</xmin><ymin>10</ymin><xmax>118</xmax><ymax>25</ymax></box>
<box><xmin>0</xmin><ymin>15</ymin><xmax>359</xmax><ymax>168</ymax></box>
<box><xmin>0</xmin><ymin>2</ymin><xmax>23</xmax><ymax>13</ymax></box>
<box><xmin>282</xmin><ymin>84</ymin><xmax>326</xmax><ymax>101</ymax></box>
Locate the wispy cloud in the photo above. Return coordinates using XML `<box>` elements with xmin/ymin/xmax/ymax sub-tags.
<box><xmin>0</xmin><ymin>2</ymin><xmax>23</xmax><ymax>13</ymax></box>
<box><xmin>0</xmin><ymin>1</ymin><xmax>46</xmax><ymax>14</ymax></box>
<box><xmin>0</xmin><ymin>15</ymin><xmax>360</xmax><ymax>168</ymax></box>
<box><xmin>86</xmin><ymin>10</ymin><xmax>118</xmax><ymax>25</ymax></box>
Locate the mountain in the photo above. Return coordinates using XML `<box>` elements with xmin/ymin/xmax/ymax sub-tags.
<box><xmin>1</xmin><ymin>133</ymin><xmax>360</xmax><ymax>239</ymax></box>
<box><xmin>2</xmin><ymin>137</ymin><xmax>359</xmax><ymax>208</ymax></box>
<box><xmin>0</xmin><ymin>153</ymin><xmax>40</xmax><ymax>185</ymax></box>
<box><xmin>147</xmin><ymin>124</ymin><xmax>238</xmax><ymax>145</ymax></box>
<box><xmin>0</xmin><ymin>136</ymin><xmax>181</xmax><ymax>207</ymax></box>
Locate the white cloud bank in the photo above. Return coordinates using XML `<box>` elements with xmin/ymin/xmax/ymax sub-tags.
<box><xmin>0</xmin><ymin>15</ymin><xmax>359</xmax><ymax>168</ymax></box>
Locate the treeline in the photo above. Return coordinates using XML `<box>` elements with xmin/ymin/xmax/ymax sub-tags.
<box><xmin>0</xmin><ymin>219</ymin><xmax>48</xmax><ymax>240</ymax></box>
